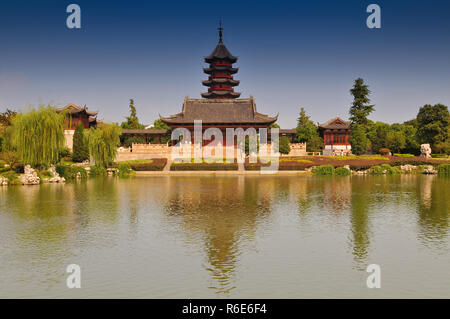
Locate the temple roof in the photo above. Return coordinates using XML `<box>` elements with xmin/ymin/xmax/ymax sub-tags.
<box><xmin>160</xmin><ymin>97</ymin><xmax>277</xmax><ymax>125</ymax></box>
<box><xmin>205</xmin><ymin>42</ymin><xmax>237</xmax><ymax>63</ymax></box>
<box><xmin>56</xmin><ymin>103</ymin><xmax>98</xmax><ymax>116</ymax></box>
<box><xmin>318</xmin><ymin>117</ymin><xmax>351</xmax><ymax>130</ymax></box>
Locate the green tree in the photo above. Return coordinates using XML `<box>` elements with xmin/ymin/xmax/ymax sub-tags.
<box><xmin>307</xmin><ymin>136</ymin><xmax>324</xmax><ymax>153</ymax></box>
<box><xmin>72</xmin><ymin>123</ymin><xmax>89</xmax><ymax>162</ymax></box>
<box><xmin>151</xmin><ymin>119</ymin><xmax>171</xmax><ymax>143</ymax></box>
<box><xmin>279</xmin><ymin>136</ymin><xmax>291</xmax><ymax>155</ymax></box>
<box><xmin>385</xmin><ymin>130</ymin><xmax>406</xmax><ymax>153</ymax></box>
<box><xmin>296</xmin><ymin>108</ymin><xmax>319</xmax><ymax>142</ymax></box>
<box><xmin>121</xmin><ymin>99</ymin><xmax>144</xmax><ymax>129</ymax></box>
<box><xmin>349</xmin><ymin>78</ymin><xmax>375</xmax><ymax>126</ymax></box>
<box><xmin>152</xmin><ymin>118</ymin><xmax>171</xmax><ymax>130</ymax></box>
<box><xmin>11</xmin><ymin>106</ymin><xmax>65</xmax><ymax>166</ymax></box>
<box><xmin>367</xmin><ymin>121</ymin><xmax>390</xmax><ymax>153</ymax></box>
<box><xmin>123</xmin><ymin>136</ymin><xmax>145</xmax><ymax>148</ymax></box>
<box><xmin>295</xmin><ymin>107</ymin><xmax>323</xmax><ymax>152</ymax></box>
<box><xmin>349</xmin><ymin>124</ymin><xmax>369</xmax><ymax>155</ymax></box>
<box><xmin>416</xmin><ymin>104</ymin><xmax>450</xmax><ymax>153</ymax></box>
<box><xmin>87</xmin><ymin>123</ymin><xmax>122</xmax><ymax>167</ymax></box>
<box><xmin>269</xmin><ymin>123</ymin><xmax>280</xmax><ymax>129</ymax></box>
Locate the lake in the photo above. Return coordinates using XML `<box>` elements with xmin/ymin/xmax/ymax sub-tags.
<box><xmin>0</xmin><ymin>175</ymin><xmax>449</xmax><ymax>298</ymax></box>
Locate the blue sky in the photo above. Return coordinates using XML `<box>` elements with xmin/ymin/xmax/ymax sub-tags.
<box><xmin>1</xmin><ymin>0</ymin><xmax>449</xmax><ymax>128</ymax></box>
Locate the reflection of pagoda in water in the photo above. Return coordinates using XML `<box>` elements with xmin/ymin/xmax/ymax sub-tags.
<box><xmin>163</xmin><ymin>177</ymin><xmax>274</xmax><ymax>294</ymax></box>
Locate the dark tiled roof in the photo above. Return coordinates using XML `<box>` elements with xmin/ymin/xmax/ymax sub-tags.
<box><xmin>121</xmin><ymin>129</ymin><xmax>168</xmax><ymax>135</ymax></box>
<box><xmin>160</xmin><ymin>97</ymin><xmax>277</xmax><ymax>125</ymax></box>
<box><xmin>56</xmin><ymin>103</ymin><xmax>98</xmax><ymax>116</ymax></box>
<box><xmin>203</xmin><ymin>66</ymin><xmax>238</xmax><ymax>74</ymax></box>
<box><xmin>280</xmin><ymin>129</ymin><xmax>296</xmax><ymax>134</ymax></box>
<box><xmin>318</xmin><ymin>117</ymin><xmax>351</xmax><ymax>130</ymax></box>
<box><xmin>205</xmin><ymin>42</ymin><xmax>237</xmax><ymax>63</ymax></box>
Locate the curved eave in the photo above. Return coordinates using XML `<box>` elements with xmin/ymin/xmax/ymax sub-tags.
<box><xmin>201</xmin><ymin>91</ymin><xmax>241</xmax><ymax>98</ymax></box>
<box><xmin>203</xmin><ymin>67</ymin><xmax>238</xmax><ymax>74</ymax></box>
<box><xmin>205</xmin><ymin>56</ymin><xmax>237</xmax><ymax>63</ymax></box>
<box><xmin>202</xmin><ymin>79</ymin><xmax>240</xmax><ymax>86</ymax></box>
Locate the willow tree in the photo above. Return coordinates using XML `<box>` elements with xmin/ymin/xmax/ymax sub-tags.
<box><xmin>87</xmin><ymin>123</ymin><xmax>121</xmax><ymax>167</ymax></box>
<box><xmin>11</xmin><ymin>106</ymin><xmax>65</xmax><ymax>166</ymax></box>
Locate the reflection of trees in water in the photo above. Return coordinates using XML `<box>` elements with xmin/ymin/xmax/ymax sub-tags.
<box><xmin>349</xmin><ymin>179</ymin><xmax>371</xmax><ymax>269</ymax></box>
<box><xmin>295</xmin><ymin>177</ymin><xmax>352</xmax><ymax>218</ymax></box>
<box><xmin>417</xmin><ymin>176</ymin><xmax>450</xmax><ymax>245</ymax></box>
<box><xmin>163</xmin><ymin>176</ymin><xmax>273</xmax><ymax>295</ymax></box>
<box><xmin>0</xmin><ymin>179</ymin><xmax>120</xmax><ymax>268</ymax></box>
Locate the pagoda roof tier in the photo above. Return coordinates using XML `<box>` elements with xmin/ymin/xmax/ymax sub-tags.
<box><xmin>205</xmin><ymin>42</ymin><xmax>238</xmax><ymax>63</ymax></box>
<box><xmin>202</xmin><ymin>78</ymin><xmax>240</xmax><ymax>87</ymax></box>
<box><xmin>318</xmin><ymin>117</ymin><xmax>351</xmax><ymax>130</ymax></box>
<box><xmin>203</xmin><ymin>66</ymin><xmax>238</xmax><ymax>74</ymax></box>
<box><xmin>56</xmin><ymin>103</ymin><xmax>99</xmax><ymax>116</ymax></box>
<box><xmin>160</xmin><ymin>97</ymin><xmax>278</xmax><ymax>125</ymax></box>
<box><xmin>201</xmin><ymin>91</ymin><xmax>241</xmax><ymax>98</ymax></box>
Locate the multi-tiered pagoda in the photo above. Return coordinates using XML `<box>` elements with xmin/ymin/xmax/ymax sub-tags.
<box><xmin>160</xmin><ymin>25</ymin><xmax>277</xmax><ymax>145</ymax></box>
<box><xmin>201</xmin><ymin>25</ymin><xmax>240</xmax><ymax>99</ymax></box>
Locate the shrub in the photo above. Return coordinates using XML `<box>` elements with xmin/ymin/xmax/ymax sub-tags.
<box><xmin>59</xmin><ymin>147</ymin><xmax>72</xmax><ymax>160</ymax></box>
<box><xmin>370</xmin><ymin>165</ymin><xmax>384</xmax><ymax>174</ymax></box>
<box><xmin>89</xmin><ymin>165</ymin><xmax>107</xmax><ymax>176</ymax></box>
<box><xmin>278</xmin><ymin>136</ymin><xmax>291</xmax><ymax>155</ymax></box>
<box><xmin>313</xmin><ymin>165</ymin><xmax>334</xmax><ymax>176</ymax></box>
<box><xmin>335</xmin><ymin>167</ymin><xmax>351</xmax><ymax>176</ymax></box>
<box><xmin>370</xmin><ymin>164</ymin><xmax>400</xmax><ymax>174</ymax></box>
<box><xmin>118</xmin><ymin>163</ymin><xmax>134</xmax><ymax>177</ymax></box>
<box><xmin>55</xmin><ymin>165</ymin><xmax>88</xmax><ymax>180</ymax></box>
<box><xmin>0</xmin><ymin>159</ymin><xmax>6</xmax><ymax>167</ymax></box>
<box><xmin>113</xmin><ymin>159</ymin><xmax>167</xmax><ymax>171</ymax></box>
<box><xmin>438</xmin><ymin>164</ymin><xmax>450</xmax><ymax>176</ymax></box>
<box><xmin>0</xmin><ymin>171</ymin><xmax>19</xmax><ymax>184</ymax></box>
<box><xmin>379</xmin><ymin>148</ymin><xmax>391</xmax><ymax>155</ymax></box>
<box><xmin>0</xmin><ymin>166</ymin><xmax>11</xmax><ymax>173</ymax></box>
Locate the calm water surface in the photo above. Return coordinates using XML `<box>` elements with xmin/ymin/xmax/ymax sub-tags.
<box><xmin>0</xmin><ymin>175</ymin><xmax>449</xmax><ymax>298</ymax></box>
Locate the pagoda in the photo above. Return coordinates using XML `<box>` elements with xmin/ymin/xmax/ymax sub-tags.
<box><xmin>201</xmin><ymin>23</ymin><xmax>240</xmax><ymax>99</ymax></box>
<box><xmin>160</xmin><ymin>24</ymin><xmax>277</xmax><ymax>146</ymax></box>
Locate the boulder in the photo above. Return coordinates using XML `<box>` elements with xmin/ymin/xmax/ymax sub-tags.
<box><xmin>20</xmin><ymin>165</ymin><xmax>40</xmax><ymax>185</ymax></box>
<box><xmin>400</xmin><ymin>164</ymin><xmax>416</xmax><ymax>172</ymax></box>
<box><xmin>420</xmin><ymin>144</ymin><xmax>432</xmax><ymax>158</ymax></box>
<box><xmin>422</xmin><ymin>165</ymin><xmax>437</xmax><ymax>175</ymax></box>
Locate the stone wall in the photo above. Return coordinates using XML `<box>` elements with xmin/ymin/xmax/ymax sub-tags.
<box><xmin>284</xmin><ymin>143</ymin><xmax>307</xmax><ymax>157</ymax></box>
<box><xmin>64</xmin><ymin>129</ymin><xmax>75</xmax><ymax>151</ymax></box>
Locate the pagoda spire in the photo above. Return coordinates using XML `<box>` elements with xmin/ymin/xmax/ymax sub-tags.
<box><xmin>201</xmin><ymin>23</ymin><xmax>241</xmax><ymax>99</ymax></box>
<box><xmin>218</xmin><ymin>20</ymin><xmax>223</xmax><ymax>43</ymax></box>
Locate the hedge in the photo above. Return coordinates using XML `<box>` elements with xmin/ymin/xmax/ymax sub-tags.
<box><xmin>112</xmin><ymin>159</ymin><xmax>167</xmax><ymax>171</ymax></box>
<box><xmin>171</xmin><ymin>163</ymin><xmax>238</xmax><ymax>171</ymax></box>
<box><xmin>313</xmin><ymin>165</ymin><xmax>334</xmax><ymax>176</ymax></box>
